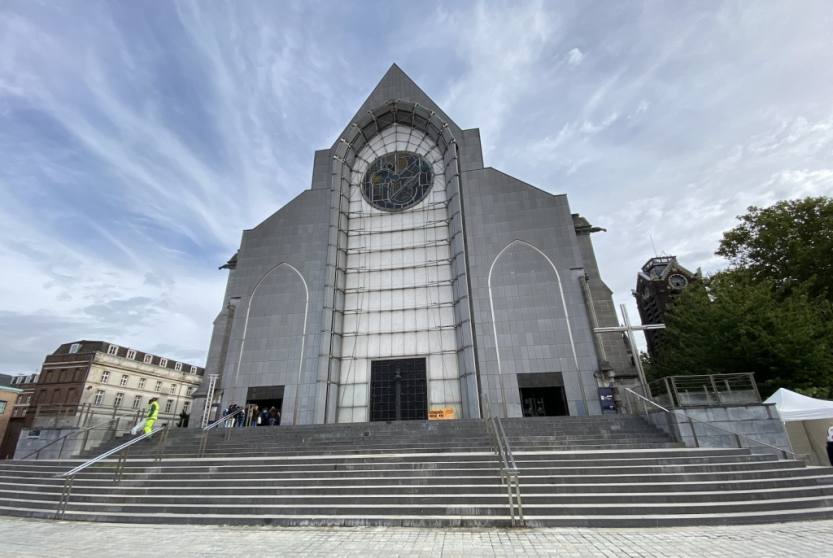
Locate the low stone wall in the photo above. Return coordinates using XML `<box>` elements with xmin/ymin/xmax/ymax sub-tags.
<box><xmin>642</xmin><ymin>403</ymin><xmax>793</xmax><ymax>457</ymax></box>
<box><xmin>13</xmin><ymin>426</ymin><xmax>117</xmax><ymax>460</ymax></box>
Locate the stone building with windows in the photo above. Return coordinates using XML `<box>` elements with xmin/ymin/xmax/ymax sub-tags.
<box><xmin>0</xmin><ymin>373</ymin><xmax>39</xmax><ymax>459</ymax></box>
<box><xmin>0</xmin><ymin>378</ymin><xmax>22</xmax><ymax>460</ymax></box>
<box><xmin>13</xmin><ymin>341</ymin><xmax>203</xmax><ymax>459</ymax></box>
<box><xmin>193</xmin><ymin>65</ymin><xmax>635</xmax><ymax>426</ymax></box>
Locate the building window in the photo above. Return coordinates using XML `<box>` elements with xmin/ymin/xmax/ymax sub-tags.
<box><xmin>183</xmin><ymin>402</ymin><xmax>191</xmax><ymax>413</ymax></box>
<box><xmin>101</xmin><ymin>370</ymin><xmax>110</xmax><ymax>384</ymax></box>
<box><xmin>138</xmin><ymin>378</ymin><xmax>146</xmax><ymax>390</ymax></box>
<box><xmin>169</xmin><ymin>384</ymin><xmax>177</xmax><ymax>394</ymax></box>
<box><xmin>114</xmin><ymin>392</ymin><xmax>124</xmax><ymax>408</ymax></box>
<box><xmin>69</xmin><ymin>343</ymin><xmax>81</xmax><ymax>354</ymax></box>
<box><xmin>159</xmin><ymin>358</ymin><xmax>168</xmax><ymax>368</ymax></box>
<box><xmin>0</xmin><ymin>401</ymin><xmax>6</xmax><ymax>414</ymax></box>
<box><xmin>107</xmin><ymin>344</ymin><xmax>118</xmax><ymax>356</ymax></box>
<box><xmin>164</xmin><ymin>400</ymin><xmax>174</xmax><ymax>413</ymax></box>
<box><xmin>120</xmin><ymin>375</ymin><xmax>129</xmax><ymax>387</ymax></box>
<box><xmin>132</xmin><ymin>395</ymin><xmax>142</xmax><ymax>409</ymax></box>
<box><xmin>93</xmin><ymin>390</ymin><xmax>105</xmax><ymax>406</ymax></box>
<box><xmin>155</xmin><ymin>381</ymin><xmax>162</xmax><ymax>392</ymax></box>
<box><xmin>143</xmin><ymin>354</ymin><xmax>153</xmax><ymax>364</ymax></box>
<box><xmin>186</xmin><ymin>387</ymin><xmax>193</xmax><ymax>397</ymax></box>
<box><xmin>51</xmin><ymin>389</ymin><xmax>62</xmax><ymax>404</ymax></box>
<box><xmin>174</xmin><ymin>362</ymin><xmax>183</xmax><ymax>372</ymax></box>
<box><xmin>190</xmin><ymin>365</ymin><xmax>197</xmax><ymax>374</ymax></box>
<box><xmin>126</xmin><ymin>349</ymin><xmax>136</xmax><ymax>360</ymax></box>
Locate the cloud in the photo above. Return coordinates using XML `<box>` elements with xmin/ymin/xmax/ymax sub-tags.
<box><xmin>567</xmin><ymin>47</ymin><xmax>584</xmax><ymax>66</ymax></box>
<box><xmin>1</xmin><ymin>1</ymin><xmax>832</xmax><ymax>368</ymax></box>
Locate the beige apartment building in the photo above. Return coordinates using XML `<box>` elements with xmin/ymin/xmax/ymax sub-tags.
<box><xmin>14</xmin><ymin>340</ymin><xmax>204</xmax><ymax>459</ymax></box>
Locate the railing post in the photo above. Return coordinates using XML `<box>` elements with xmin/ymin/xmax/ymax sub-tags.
<box><xmin>689</xmin><ymin>415</ymin><xmax>700</xmax><ymax>448</ymax></box>
<box><xmin>55</xmin><ymin>476</ymin><xmax>73</xmax><ymax>519</ymax></box>
<box><xmin>710</xmin><ymin>375</ymin><xmax>720</xmax><ymax>404</ymax></box>
<box><xmin>80</xmin><ymin>427</ymin><xmax>91</xmax><ymax>454</ymax></box>
<box><xmin>114</xmin><ymin>448</ymin><xmax>129</xmax><ymax>484</ymax></box>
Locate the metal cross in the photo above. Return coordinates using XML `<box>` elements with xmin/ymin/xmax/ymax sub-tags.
<box><xmin>594</xmin><ymin>304</ymin><xmax>665</xmax><ymax>395</ymax></box>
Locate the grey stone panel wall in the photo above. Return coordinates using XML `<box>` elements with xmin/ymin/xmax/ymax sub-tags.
<box><xmin>574</xmin><ymin>230</ymin><xmax>637</xmax><ymax>380</ymax></box>
<box><xmin>310</xmin><ymin>149</ymin><xmax>331</xmax><ymax>191</ymax></box>
<box><xmin>446</xmin><ymin>142</ymin><xmax>478</xmax><ymax>419</ymax></box>
<box><xmin>207</xmin><ymin>189</ymin><xmax>331</xmax><ymax>425</ymax></box>
<box><xmin>459</xmin><ymin>129</ymin><xmax>484</xmax><ymax>172</ymax></box>
<box><xmin>335</xmin><ymin>65</ymin><xmax>464</xmax><ymax>144</ymax></box>
<box><xmin>461</xmin><ymin>168</ymin><xmax>602</xmax><ymax>417</ymax></box>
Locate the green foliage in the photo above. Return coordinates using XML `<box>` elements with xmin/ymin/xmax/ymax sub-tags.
<box><xmin>646</xmin><ymin>270</ymin><xmax>833</xmax><ymax>399</ymax></box>
<box><xmin>717</xmin><ymin>196</ymin><xmax>833</xmax><ymax>302</ymax></box>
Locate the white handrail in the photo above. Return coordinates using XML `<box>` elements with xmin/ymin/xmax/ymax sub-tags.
<box><xmin>202</xmin><ymin>407</ymin><xmax>244</xmax><ymax>431</ymax></box>
<box><xmin>57</xmin><ymin>425</ymin><xmax>168</xmax><ymax>478</ymax></box>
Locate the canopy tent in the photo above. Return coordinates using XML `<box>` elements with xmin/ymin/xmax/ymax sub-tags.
<box><xmin>764</xmin><ymin>388</ymin><xmax>833</xmax><ymax>421</ymax></box>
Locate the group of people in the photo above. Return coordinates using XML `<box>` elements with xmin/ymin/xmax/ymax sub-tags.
<box><xmin>222</xmin><ymin>403</ymin><xmax>281</xmax><ymax>427</ymax></box>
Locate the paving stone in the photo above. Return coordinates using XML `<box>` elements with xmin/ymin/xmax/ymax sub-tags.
<box><xmin>3</xmin><ymin>516</ymin><xmax>833</xmax><ymax>557</ymax></box>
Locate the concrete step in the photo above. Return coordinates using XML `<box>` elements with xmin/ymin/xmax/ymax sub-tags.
<box><xmin>2</xmin><ymin>416</ymin><xmax>830</xmax><ymax>528</ymax></box>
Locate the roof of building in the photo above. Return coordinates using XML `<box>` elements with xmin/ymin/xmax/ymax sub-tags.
<box><xmin>47</xmin><ymin>341</ymin><xmax>205</xmax><ymax>375</ymax></box>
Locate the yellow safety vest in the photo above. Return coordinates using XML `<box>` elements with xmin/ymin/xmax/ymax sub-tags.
<box><xmin>147</xmin><ymin>401</ymin><xmax>160</xmax><ymax>420</ymax></box>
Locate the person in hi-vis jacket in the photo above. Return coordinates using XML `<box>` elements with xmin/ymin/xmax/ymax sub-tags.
<box><xmin>131</xmin><ymin>397</ymin><xmax>160</xmax><ymax>436</ymax></box>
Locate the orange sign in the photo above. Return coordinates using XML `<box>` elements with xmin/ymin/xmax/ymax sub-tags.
<box><xmin>428</xmin><ymin>407</ymin><xmax>455</xmax><ymax>420</ymax></box>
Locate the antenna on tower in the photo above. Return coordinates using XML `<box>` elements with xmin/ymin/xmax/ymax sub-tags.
<box><xmin>649</xmin><ymin>234</ymin><xmax>658</xmax><ymax>257</ymax></box>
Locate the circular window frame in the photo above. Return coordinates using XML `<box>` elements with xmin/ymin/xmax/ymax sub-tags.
<box><xmin>360</xmin><ymin>151</ymin><xmax>434</xmax><ymax>212</ymax></box>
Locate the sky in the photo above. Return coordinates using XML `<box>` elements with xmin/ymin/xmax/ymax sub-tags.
<box><xmin>1</xmin><ymin>1</ymin><xmax>832</xmax><ymax>373</ymax></box>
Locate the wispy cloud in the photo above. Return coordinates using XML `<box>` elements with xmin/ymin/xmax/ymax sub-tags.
<box><xmin>1</xmin><ymin>0</ymin><xmax>832</xmax><ymax>368</ymax></box>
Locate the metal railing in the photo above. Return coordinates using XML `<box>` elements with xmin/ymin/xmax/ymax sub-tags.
<box><xmin>484</xmin><ymin>415</ymin><xmax>525</xmax><ymax>527</ymax></box>
<box><xmin>622</xmin><ymin>387</ymin><xmax>798</xmax><ymax>460</ymax></box>
<box><xmin>20</xmin><ymin>419</ymin><xmax>116</xmax><ymax>460</ymax></box>
<box><xmin>54</xmin><ymin>424</ymin><xmax>169</xmax><ymax>518</ymax></box>
<box><xmin>197</xmin><ymin>407</ymin><xmax>245</xmax><ymax>457</ymax></box>
<box><xmin>648</xmin><ymin>373</ymin><xmax>761</xmax><ymax>408</ymax></box>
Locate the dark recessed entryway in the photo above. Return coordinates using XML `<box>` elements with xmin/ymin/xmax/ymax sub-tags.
<box><xmin>370</xmin><ymin>358</ymin><xmax>428</xmax><ymax>421</ymax></box>
<box><xmin>246</xmin><ymin>385</ymin><xmax>284</xmax><ymax>424</ymax></box>
<box><xmin>517</xmin><ymin>372</ymin><xmax>569</xmax><ymax>417</ymax></box>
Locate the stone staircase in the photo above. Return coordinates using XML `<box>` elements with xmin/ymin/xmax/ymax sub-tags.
<box><xmin>1</xmin><ymin>416</ymin><xmax>832</xmax><ymax>527</ymax></box>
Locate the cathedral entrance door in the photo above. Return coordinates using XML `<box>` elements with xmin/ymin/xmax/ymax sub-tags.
<box><xmin>369</xmin><ymin>358</ymin><xmax>428</xmax><ymax>421</ymax></box>
<box><xmin>519</xmin><ymin>386</ymin><xmax>568</xmax><ymax>417</ymax></box>
<box><xmin>246</xmin><ymin>385</ymin><xmax>284</xmax><ymax>425</ymax></box>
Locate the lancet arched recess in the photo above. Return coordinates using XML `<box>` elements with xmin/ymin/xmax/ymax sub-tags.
<box><xmin>318</xmin><ymin>100</ymin><xmax>480</xmax><ymax>422</ymax></box>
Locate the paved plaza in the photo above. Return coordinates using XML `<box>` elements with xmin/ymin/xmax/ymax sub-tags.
<box><xmin>2</xmin><ymin>517</ymin><xmax>832</xmax><ymax>557</ymax></box>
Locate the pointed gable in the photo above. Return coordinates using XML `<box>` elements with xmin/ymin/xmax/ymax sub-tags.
<box><xmin>332</xmin><ymin>64</ymin><xmax>463</xmax><ymax>147</ymax></box>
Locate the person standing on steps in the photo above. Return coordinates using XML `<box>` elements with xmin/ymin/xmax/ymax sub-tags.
<box><xmin>827</xmin><ymin>425</ymin><xmax>833</xmax><ymax>466</ymax></box>
<box><xmin>131</xmin><ymin>397</ymin><xmax>160</xmax><ymax>436</ymax></box>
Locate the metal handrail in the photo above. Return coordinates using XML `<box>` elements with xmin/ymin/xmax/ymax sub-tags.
<box><xmin>623</xmin><ymin>387</ymin><xmax>798</xmax><ymax>460</ymax></box>
<box><xmin>202</xmin><ymin>407</ymin><xmax>244</xmax><ymax>431</ymax></box>
<box><xmin>53</xmin><ymin>424</ymin><xmax>169</xmax><ymax>519</ymax></box>
<box><xmin>21</xmin><ymin>418</ymin><xmax>116</xmax><ymax>460</ymax></box>
<box><xmin>57</xmin><ymin>424</ymin><xmax>168</xmax><ymax>478</ymax></box>
<box><xmin>484</xmin><ymin>414</ymin><xmax>525</xmax><ymax>527</ymax></box>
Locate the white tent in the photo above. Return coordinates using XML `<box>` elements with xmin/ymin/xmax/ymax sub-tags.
<box><xmin>765</xmin><ymin>388</ymin><xmax>833</xmax><ymax>421</ymax></box>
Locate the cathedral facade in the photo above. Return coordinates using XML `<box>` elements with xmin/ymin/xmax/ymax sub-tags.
<box><xmin>192</xmin><ymin>65</ymin><xmax>634</xmax><ymax>426</ymax></box>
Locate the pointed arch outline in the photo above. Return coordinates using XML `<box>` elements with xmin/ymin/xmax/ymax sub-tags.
<box><xmin>234</xmin><ymin>262</ymin><xmax>309</xmax><ymax>424</ymax></box>
<box><xmin>487</xmin><ymin>239</ymin><xmax>580</xmax><ymax>414</ymax></box>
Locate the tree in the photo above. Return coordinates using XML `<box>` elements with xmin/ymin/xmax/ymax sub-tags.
<box><xmin>717</xmin><ymin>196</ymin><xmax>833</xmax><ymax>303</ymax></box>
<box><xmin>646</xmin><ymin>271</ymin><xmax>833</xmax><ymax>399</ymax></box>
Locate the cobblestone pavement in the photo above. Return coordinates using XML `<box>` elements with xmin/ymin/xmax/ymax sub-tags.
<box><xmin>2</xmin><ymin>517</ymin><xmax>832</xmax><ymax>557</ymax></box>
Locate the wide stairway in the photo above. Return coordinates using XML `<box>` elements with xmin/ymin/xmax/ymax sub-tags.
<box><xmin>1</xmin><ymin>416</ymin><xmax>832</xmax><ymax>527</ymax></box>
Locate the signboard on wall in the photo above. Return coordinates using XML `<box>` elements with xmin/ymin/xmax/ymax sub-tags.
<box><xmin>428</xmin><ymin>407</ymin><xmax>455</xmax><ymax>420</ymax></box>
<box><xmin>598</xmin><ymin>387</ymin><xmax>616</xmax><ymax>413</ymax></box>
